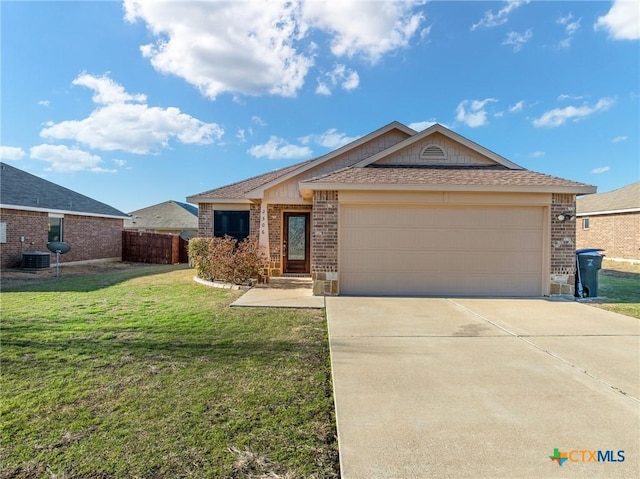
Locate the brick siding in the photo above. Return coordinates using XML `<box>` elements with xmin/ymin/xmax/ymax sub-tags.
<box><xmin>549</xmin><ymin>194</ymin><xmax>577</xmax><ymax>295</ymax></box>
<box><xmin>311</xmin><ymin>191</ymin><xmax>339</xmax><ymax>295</ymax></box>
<box><xmin>0</xmin><ymin>208</ymin><xmax>122</xmax><ymax>269</ymax></box>
<box><xmin>198</xmin><ymin>203</ymin><xmax>214</xmax><ymax>237</ymax></box>
<box><xmin>576</xmin><ymin>212</ymin><xmax>640</xmax><ymax>260</ymax></box>
<box><xmin>249</xmin><ymin>203</ymin><xmax>260</xmax><ymax>241</ymax></box>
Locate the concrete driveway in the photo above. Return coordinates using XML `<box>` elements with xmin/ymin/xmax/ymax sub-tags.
<box><xmin>325</xmin><ymin>297</ymin><xmax>640</xmax><ymax>478</ymax></box>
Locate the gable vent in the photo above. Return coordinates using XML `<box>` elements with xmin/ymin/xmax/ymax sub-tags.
<box><xmin>420</xmin><ymin>144</ymin><xmax>446</xmax><ymax>160</ymax></box>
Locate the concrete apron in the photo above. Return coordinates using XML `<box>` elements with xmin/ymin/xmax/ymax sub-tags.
<box><xmin>326</xmin><ymin>297</ymin><xmax>640</xmax><ymax>479</ymax></box>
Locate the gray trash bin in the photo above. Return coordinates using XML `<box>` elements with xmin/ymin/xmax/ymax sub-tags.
<box><xmin>575</xmin><ymin>249</ymin><xmax>604</xmax><ymax>298</ymax></box>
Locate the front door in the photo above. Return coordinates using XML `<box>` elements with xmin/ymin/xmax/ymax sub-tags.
<box><xmin>283</xmin><ymin>212</ymin><xmax>310</xmax><ymax>274</ymax></box>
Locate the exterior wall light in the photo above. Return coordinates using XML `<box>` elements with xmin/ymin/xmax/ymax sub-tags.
<box><xmin>557</xmin><ymin>212</ymin><xmax>576</xmax><ymax>222</ymax></box>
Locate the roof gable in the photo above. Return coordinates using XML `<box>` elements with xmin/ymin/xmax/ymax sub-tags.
<box><xmin>243</xmin><ymin>121</ymin><xmax>414</xmax><ymax>199</ymax></box>
<box><xmin>355</xmin><ymin>123</ymin><xmax>523</xmax><ymax>170</ymax></box>
<box><xmin>0</xmin><ymin>162</ymin><xmax>128</xmax><ymax>218</ymax></box>
<box><xmin>577</xmin><ymin>182</ymin><xmax>640</xmax><ymax>214</ymax></box>
<box><xmin>186</xmin><ymin>121</ymin><xmax>414</xmax><ymax>203</ymax></box>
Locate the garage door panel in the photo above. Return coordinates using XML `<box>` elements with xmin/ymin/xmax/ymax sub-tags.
<box><xmin>340</xmin><ymin>204</ymin><xmax>545</xmax><ymax>296</ymax></box>
<box><xmin>344</xmin><ymin>228</ymin><xmax>542</xmax><ymax>252</ymax></box>
<box><xmin>343</xmin><ymin>204</ymin><xmax>543</xmax><ymax>229</ymax></box>
<box><xmin>341</xmin><ymin>272</ymin><xmax>542</xmax><ymax>296</ymax></box>
<box><xmin>342</xmin><ymin>251</ymin><xmax>542</xmax><ymax>274</ymax></box>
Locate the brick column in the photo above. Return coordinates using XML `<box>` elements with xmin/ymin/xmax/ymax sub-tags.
<box><xmin>249</xmin><ymin>203</ymin><xmax>260</xmax><ymax>241</ymax></box>
<box><xmin>198</xmin><ymin>204</ymin><xmax>214</xmax><ymax>237</ymax></box>
<box><xmin>550</xmin><ymin>193</ymin><xmax>577</xmax><ymax>295</ymax></box>
<box><xmin>311</xmin><ymin>191</ymin><xmax>339</xmax><ymax>295</ymax></box>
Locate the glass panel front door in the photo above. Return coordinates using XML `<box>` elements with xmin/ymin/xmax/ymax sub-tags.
<box><xmin>283</xmin><ymin>212</ymin><xmax>310</xmax><ymax>274</ymax></box>
<box><xmin>287</xmin><ymin>216</ymin><xmax>306</xmax><ymax>260</ymax></box>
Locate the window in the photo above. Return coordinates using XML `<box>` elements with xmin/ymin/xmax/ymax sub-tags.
<box><xmin>48</xmin><ymin>217</ymin><xmax>63</xmax><ymax>242</ymax></box>
<box><xmin>0</xmin><ymin>222</ymin><xmax>6</xmax><ymax>244</ymax></box>
<box><xmin>582</xmin><ymin>218</ymin><xmax>590</xmax><ymax>230</ymax></box>
<box><xmin>214</xmin><ymin>210</ymin><xmax>249</xmax><ymax>241</ymax></box>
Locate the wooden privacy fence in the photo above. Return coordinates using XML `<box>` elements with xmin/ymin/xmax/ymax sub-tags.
<box><xmin>122</xmin><ymin>231</ymin><xmax>189</xmax><ymax>264</ymax></box>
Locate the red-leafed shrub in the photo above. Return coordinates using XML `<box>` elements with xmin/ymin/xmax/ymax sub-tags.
<box><xmin>188</xmin><ymin>236</ymin><xmax>266</xmax><ymax>285</ymax></box>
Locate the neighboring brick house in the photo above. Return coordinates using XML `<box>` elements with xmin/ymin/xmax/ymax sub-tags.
<box><xmin>187</xmin><ymin>122</ymin><xmax>595</xmax><ymax>296</ymax></box>
<box><xmin>576</xmin><ymin>182</ymin><xmax>640</xmax><ymax>261</ymax></box>
<box><xmin>0</xmin><ymin>162</ymin><xmax>128</xmax><ymax>269</ymax></box>
<box><xmin>125</xmin><ymin>200</ymin><xmax>198</xmax><ymax>238</ymax></box>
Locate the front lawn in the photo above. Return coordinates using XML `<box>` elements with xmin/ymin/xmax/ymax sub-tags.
<box><xmin>590</xmin><ymin>260</ymin><xmax>640</xmax><ymax>319</ymax></box>
<box><xmin>1</xmin><ymin>266</ymin><xmax>339</xmax><ymax>478</ymax></box>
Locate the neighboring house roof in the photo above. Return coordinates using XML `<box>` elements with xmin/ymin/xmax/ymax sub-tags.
<box><xmin>577</xmin><ymin>181</ymin><xmax>640</xmax><ymax>215</ymax></box>
<box><xmin>187</xmin><ymin>122</ymin><xmax>596</xmax><ymax>203</ymax></box>
<box><xmin>125</xmin><ymin>200</ymin><xmax>199</xmax><ymax>230</ymax></box>
<box><xmin>299</xmin><ymin>165</ymin><xmax>594</xmax><ymax>194</ymax></box>
<box><xmin>0</xmin><ymin>162</ymin><xmax>128</xmax><ymax>219</ymax></box>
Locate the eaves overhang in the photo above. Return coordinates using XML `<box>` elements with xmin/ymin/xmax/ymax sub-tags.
<box><xmin>299</xmin><ymin>182</ymin><xmax>597</xmax><ymax>199</ymax></box>
<box><xmin>0</xmin><ymin>203</ymin><xmax>130</xmax><ymax>219</ymax></box>
<box><xmin>185</xmin><ymin>196</ymin><xmax>252</xmax><ymax>205</ymax></box>
<box><xmin>576</xmin><ymin>207</ymin><xmax>640</xmax><ymax>216</ymax></box>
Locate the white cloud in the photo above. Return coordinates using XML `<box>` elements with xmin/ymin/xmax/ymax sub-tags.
<box><xmin>595</xmin><ymin>0</ymin><xmax>640</xmax><ymax>40</ymax></box>
<box><xmin>533</xmin><ymin>98</ymin><xmax>615</xmax><ymax>128</ymax></box>
<box><xmin>300</xmin><ymin>128</ymin><xmax>358</xmax><ymax>149</ymax></box>
<box><xmin>29</xmin><ymin>144</ymin><xmax>115</xmax><ymax>173</ymax></box>
<box><xmin>612</xmin><ymin>135</ymin><xmax>628</xmax><ymax>143</ymax></box>
<box><xmin>38</xmin><ymin>100</ymin><xmax>50</xmax><ymax>107</ymax></box>
<box><xmin>471</xmin><ymin>0</ymin><xmax>530</xmax><ymax>30</ymax></box>
<box><xmin>114</xmin><ymin>159</ymin><xmax>127</xmax><ymax>167</ymax></box>
<box><xmin>73</xmin><ymin>73</ymin><xmax>146</xmax><ymax>104</ymax></box>
<box><xmin>315</xmin><ymin>82</ymin><xmax>332</xmax><ymax>96</ymax></box>
<box><xmin>303</xmin><ymin>1</ymin><xmax>424</xmax><ymax>63</ymax></box>
<box><xmin>248</xmin><ymin>136</ymin><xmax>312</xmax><ymax>160</ymax></box>
<box><xmin>503</xmin><ymin>29</ymin><xmax>532</xmax><ymax>52</ymax></box>
<box><xmin>0</xmin><ymin>146</ymin><xmax>26</xmax><ymax>160</ymax></box>
<box><xmin>40</xmin><ymin>73</ymin><xmax>223</xmax><ymax>154</ymax></box>
<box><xmin>315</xmin><ymin>64</ymin><xmax>360</xmax><ymax>95</ymax></box>
<box><xmin>558</xmin><ymin>94</ymin><xmax>586</xmax><ymax>101</ymax></box>
<box><xmin>529</xmin><ymin>151</ymin><xmax>545</xmax><ymax>158</ymax></box>
<box><xmin>557</xmin><ymin>13</ymin><xmax>581</xmax><ymax>48</ymax></box>
<box><xmin>509</xmin><ymin>100</ymin><xmax>524</xmax><ymax>113</ymax></box>
<box><xmin>125</xmin><ymin>0</ymin><xmax>312</xmax><ymax>99</ymax></box>
<box><xmin>456</xmin><ymin>98</ymin><xmax>498</xmax><ymax>128</ymax></box>
<box><xmin>252</xmin><ymin>116</ymin><xmax>267</xmax><ymax>127</ymax></box>
<box><xmin>591</xmin><ymin>166</ymin><xmax>610</xmax><ymax>174</ymax></box>
<box><xmin>124</xmin><ymin>1</ymin><xmax>424</xmax><ymax>99</ymax></box>
<box><xmin>408</xmin><ymin>120</ymin><xmax>437</xmax><ymax>131</ymax></box>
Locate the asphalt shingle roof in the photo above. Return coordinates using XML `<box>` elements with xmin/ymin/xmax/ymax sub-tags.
<box><xmin>125</xmin><ymin>200</ymin><xmax>198</xmax><ymax>230</ymax></box>
<box><xmin>300</xmin><ymin>165</ymin><xmax>594</xmax><ymax>189</ymax></box>
<box><xmin>577</xmin><ymin>182</ymin><xmax>640</xmax><ymax>214</ymax></box>
<box><xmin>0</xmin><ymin>162</ymin><xmax>128</xmax><ymax>218</ymax></box>
<box><xmin>188</xmin><ymin>159</ymin><xmax>314</xmax><ymax>200</ymax></box>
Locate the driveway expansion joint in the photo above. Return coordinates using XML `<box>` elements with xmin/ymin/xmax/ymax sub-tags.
<box><xmin>446</xmin><ymin>298</ymin><xmax>640</xmax><ymax>405</ymax></box>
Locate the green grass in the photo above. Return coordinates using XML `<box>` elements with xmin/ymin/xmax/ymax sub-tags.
<box><xmin>593</xmin><ymin>272</ymin><xmax>640</xmax><ymax>319</ymax></box>
<box><xmin>1</xmin><ymin>266</ymin><xmax>338</xmax><ymax>478</ymax></box>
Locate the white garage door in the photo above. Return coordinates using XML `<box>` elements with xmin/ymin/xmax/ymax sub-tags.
<box><xmin>340</xmin><ymin>204</ymin><xmax>544</xmax><ymax>296</ymax></box>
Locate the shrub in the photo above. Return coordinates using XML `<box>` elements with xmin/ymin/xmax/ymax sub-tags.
<box><xmin>188</xmin><ymin>236</ymin><xmax>266</xmax><ymax>285</ymax></box>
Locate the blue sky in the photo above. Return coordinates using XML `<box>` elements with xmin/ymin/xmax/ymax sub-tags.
<box><xmin>1</xmin><ymin>0</ymin><xmax>638</xmax><ymax>213</ymax></box>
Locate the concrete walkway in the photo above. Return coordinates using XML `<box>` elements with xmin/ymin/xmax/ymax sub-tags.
<box><xmin>230</xmin><ymin>277</ymin><xmax>325</xmax><ymax>308</ymax></box>
<box><xmin>326</xmin><ymin>297</ymin><xmax>640</xmax><ymax>478</ymax></box>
